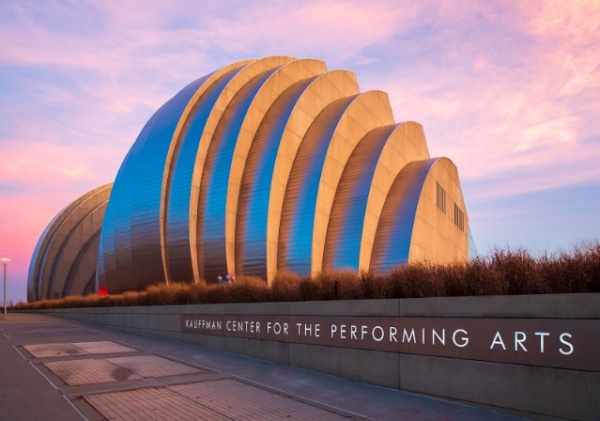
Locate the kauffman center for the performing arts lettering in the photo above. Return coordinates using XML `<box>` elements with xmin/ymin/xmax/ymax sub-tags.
<box><xmin>180</xmin><ymin>315</ymin><xmax>599</xmax><ymax>371</ymax></box>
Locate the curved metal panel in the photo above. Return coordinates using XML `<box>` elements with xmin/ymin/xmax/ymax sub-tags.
<box><xmin>227</xmin><ymin>59</ymin><xmax>326</xmax><ymax>277</ymax></box>
<box><xmin>47</xmin><ymin>203</ymin><xmax>107</xmax><ymax>298</ymax></box>
<box><xmin>28</xmin><ymin>203</ymin><xmax>73</xmax><ymax>301</ymax></box>
<box><xmin>95</xmin><ymin>201</ymin><xmax>111</xmax><ymax>293</ymax></box>
<box><xmin>370</xmin><ymin>159</ymin><xmax>437</xmax><ymax>273</ymax></box>
<box><xmin>189</xmin><ymin>56</ymin><xmax>295</xmax><ymax>282</ymax></box>
<box><xmin>82</xmin><ymin>271</ymin><xmax>97</xmax><ymax>296</ymax></box>
<box><xmin>235</xmin><ymin>76</ymin><xmax>318</xmax><ymax>277</ymax></box>
<box><xmin>407</xmin><ymin>157</ymin><xmax>469</xmax><ymax>263</ymax></box>
<box><xmin>36</xmin><ymin>196</ymin><xmax>96</xmax><ymax>299</ymax></box>
<box><xmin>27</xmin><ymin>184</ymin><xmax>111</xmax><ymax>301</ymax></box>
<box><xmin>99</xmin><ymin>73</ymin><xmax>214</xmax><ymax>292</ymax></box>
<box><xmin>323</xmin><ymin>125</ymin><xmax>396</xmax><ymax>271</ymax></box>
<box><xmin>198</xmin><ymin>69</ymin><xmax>280</xmax><ymax>282</ymax></box>
<box><xmin>311</xmin><ymin>91</ymin><xmax>395</xmax><ymax>276</ymax></box>
<box><xmin>163</xmin><ymin>66</ymin><xmax>246</xmax><ymax>283</ymax></box>
<box><xmin>359</xmin><ymin>121</ymin><xmax>430</xmax><ymax>271</ymax></box>
<box><xmin>62</xmin><ymin>229</ymin><xmax>101</xmax><ymax>297</ymax></box>
<box><xmin>266</xmin><ymin>70</ymin><xmax>360</xmax><ymax>282</ymax></box>
<box><xmin>278</xmin><ymin>96</ymin><xmax>357</xmax><ymax>275</ymax></box>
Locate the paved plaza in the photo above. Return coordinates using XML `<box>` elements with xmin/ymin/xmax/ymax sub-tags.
<box><xmin>0</xmin><ymin>313</ymin><xmax>523</xmax><ymax>420</ymax></box>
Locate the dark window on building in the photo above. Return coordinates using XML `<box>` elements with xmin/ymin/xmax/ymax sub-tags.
<box><xmin>454</xmin><ymin>203</ymin><xmax>465</xmax><ymax>232</ymax></box>
<box><xmin>436</xmin><ymin>182</ymin><xmax>446</xmax><ymax>214</ymax></box>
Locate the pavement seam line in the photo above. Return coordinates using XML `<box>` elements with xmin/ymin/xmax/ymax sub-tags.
<box><xmin>13</xmin><ymin>344</ymin><xmax>29</xmax><ymax>360</ymax></box>
<box><xmin>230</xmin><ymin>375</ymin><xmax>376</xmax><ymax>420</ymax></box>
<box><xmin>12</xmin><ymin>342</ymin><xmax>92</xmax><ymax>420</ymax></box>
<box><xmin>61</xmin><ymin>395</ymin><xmax>91</xmax><ymax>421</ymax></box>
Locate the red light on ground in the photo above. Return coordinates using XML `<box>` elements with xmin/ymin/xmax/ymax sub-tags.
<box><xmin>98</xmin><ymin>288</ymin><xmax>109</xmax><ymax>296</ymax></box>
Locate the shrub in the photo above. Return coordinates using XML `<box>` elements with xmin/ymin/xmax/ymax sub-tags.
<box><xmin>389</xmin><ymin>263</ymin><xmax>444</xmax><ymax>298</ymax></box>
<box><xmin>228</xmin><ymin>276</ymin><xmax>270</xmax><ymax>303</ymax></box>
<box><xmin>315</xmin><ymin>271</ymin><xmax>362</xmax><ymax>300</ymax></box>
<box><xmin>147</xmin><ymin>281</ymin><xmax>204</xmax><ymax>305</ymax></box>
<box><xmin>12</xmin><ymin>242</ymin><xmax>600</xmax><ymax>309</ymax></box>
<box><xmin>271</xmin><ymin>272</ymin><xmax>305</xmax><ymax>301</ymax></box>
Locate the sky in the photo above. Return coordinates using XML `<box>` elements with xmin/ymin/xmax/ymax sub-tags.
<box><xmin>1</xmin><ymin>0</ymin><xmax>599</xmax><ymax>304</ymax></box>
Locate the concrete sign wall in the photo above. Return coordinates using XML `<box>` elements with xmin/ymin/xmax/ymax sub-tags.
<box><xmin>181</xmin><ymin>314</ymin><xmax>597</xmax><ymax>371</ymax></box>
<box><xmin>36</xmin><ymin>293</ymin><xmax>600</xmax><ymax>421</ymax></box>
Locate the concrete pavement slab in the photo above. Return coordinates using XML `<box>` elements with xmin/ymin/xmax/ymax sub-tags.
<box><xmin>1</xmin><ymin>313</ymin><xmax>525</xmax><ymax>421</ymax></box>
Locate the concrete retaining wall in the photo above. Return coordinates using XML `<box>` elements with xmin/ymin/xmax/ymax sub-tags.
<box><xmin>34</xmin><ymin>294</ymin><xmax>600</xmax><ymax>421</ymax></box>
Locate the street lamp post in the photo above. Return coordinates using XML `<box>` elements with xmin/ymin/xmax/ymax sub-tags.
<box><xmin>1</xmin><ymin>258</ymin><xmax>11</xmax><ymax>319</ymax></box>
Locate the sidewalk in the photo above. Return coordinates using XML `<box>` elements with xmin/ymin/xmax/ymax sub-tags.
<box><xmin>0</xmin><ymin>313</ymin><xmax>524</xmax><ymax>421</ymax></box>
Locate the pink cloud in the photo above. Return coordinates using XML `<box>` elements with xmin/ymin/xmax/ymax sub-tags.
<box><xmin>1</xmin><ymin>0</ymin><xmax>599</xmax><ymax>302</ymax></box>
<box><xmin>359</xmin><ymin>1</ymin><xmax>600</xmax><ymax>199</ymax></box>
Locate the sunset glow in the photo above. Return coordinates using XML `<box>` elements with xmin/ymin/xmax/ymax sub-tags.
<box><xmin>1</xmin><ymin>0</ymin><xmax>599</xmax><ymax>303</ymax></box>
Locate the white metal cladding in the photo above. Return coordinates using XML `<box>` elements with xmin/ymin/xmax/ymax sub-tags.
<box><xmin>28</xmin><ymin>55</ymin><xmax>471</xmax><ymax>298</ymax></box>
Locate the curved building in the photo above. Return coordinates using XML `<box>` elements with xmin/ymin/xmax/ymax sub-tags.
<box><xmin>29</xmin><ymin>56</ymin><xmax>471</xmax><ymax>299</ymax></box>
<box><xmin>27</xmin><ymin>184</ymin><xmax>112</xmax><ymax>301</ymax></box>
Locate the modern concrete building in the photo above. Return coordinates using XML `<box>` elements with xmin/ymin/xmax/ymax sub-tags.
<box><xmin>28</xmin><ymin>56</ymin><xmax>471</xmax><ymax>300</ymax></box>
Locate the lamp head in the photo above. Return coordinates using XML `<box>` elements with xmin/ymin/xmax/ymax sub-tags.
<box><xmin>0</xmin><ymin>258</ymin><xmax>11</xmax><ymax>264</ymax></box>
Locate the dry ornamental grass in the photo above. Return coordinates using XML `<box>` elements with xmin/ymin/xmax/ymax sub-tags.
<box><xmin>13</xmin><ymin>242</ymin><xmax>600</xmax><ymax>310</ymax></box>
